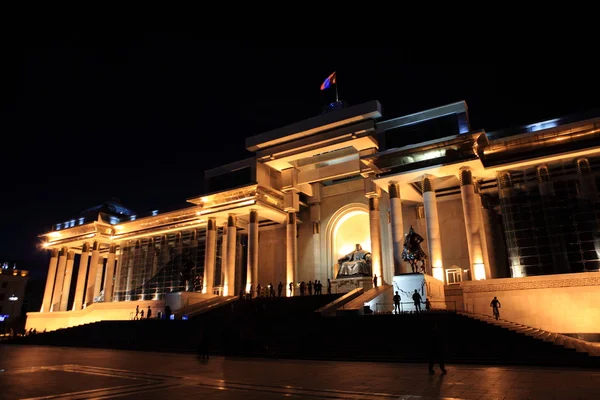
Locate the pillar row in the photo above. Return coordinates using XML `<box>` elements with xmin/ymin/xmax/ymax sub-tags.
<box><xmin>388</xmin><ymin>181</ymin><xmax>405</xmax><ymax>275</ymax></box>
<box><xmin>422</xmin><ymin>175</ymin><xmax>444</xmax><ymax>283</ymax></box>
<box><xmin>41</xmin><ymin>248</ymin><xmax>59</xmax><ymax>312</ymax></box>
<box><xmin>204</xmin><ymin>217</ymin><xmax>217</xmax><ymax>295</ymax></box>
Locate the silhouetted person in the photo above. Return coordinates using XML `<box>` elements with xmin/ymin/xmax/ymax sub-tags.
<box><xmin>490</xmin><ymin>296</ymin><xmax>501</xmax><ymax>320</ymax></box>
<box><xmin>147</xmin><ymin>306</ymin><xmax>152</xmax><ymax>319</ymax></box>
<box><xmin>307</xmin><ymin>280</ymin><xmax>313</xmax><ymax>295</ymax></box>
<box><xmin>425</xmin><ymin>298</ymin><xmax>431</xmax><ymax>312</ymax></box>
<box><xmin>300</xmin><ymin>281</ymin><xmax>306</xmax><ymax>296</ymax></box>
<box><xmin>393</xmin><ymin>291</ymin><xmax>401</xmax><ymax>314</ymax></box>
<box><xmin>256</xmin><ymin>283</ymin><xmax>262</xmax><ymax>298</ymax></box>
<box><xmin>289</xmin><ymin>282</ymin><xmax>293</xmax><ymax>296</ymax></box>
<box><xmin>140</xmin><ymin>309</ymin><xmax>144</xmax><ymax>319</ymax></box>
<box><xmin>412</xmin><ymin>289</ymin><xmax>422</xmax><ymax>313</ymax></box>
<box><xmin>327</xmin><ymin>278</ymin><xmax>332</xmax><ymax>294</ymax></box>
<box><xmin>165</xmin><ymin>305</ymin><xmax>172</xmax><ymax>320</ymax></box>
<box><xmin>428</xmin><ymin>323</ymin><xmax>447</xmax><ymax>374</ymax></box>
<box><xmin>135</xmin><ymin>305</ymin><xmax>139</xmax><ymax>320</ymax></box>
<box><xmin>268</xmin><ymin>282</ymin><xmax>275</xmax><ymax>298</ymax></box>
<box><xmin>277</xmin><ymin>282</ymin><xmax>283</xmax><ymax>297</ymax></box>
<box><xmin>373</xmin><ymin>274</ymin><xmax>378</xmax><ymax>288</ymax></box>
<box><xmin>197</xmin><ymin>327</ymin><xmax>210</xmax><ymax>360</ymax></box>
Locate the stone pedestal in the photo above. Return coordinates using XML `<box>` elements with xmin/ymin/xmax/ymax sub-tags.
<box><xmin>392</xmin><ymin>273</ymin><xmax>446</xmax><ymax>312</ymax></box>
<box><xmin>331</xmin><ymin>276</ymin><xmax>373</xmax><ymax>294</ymax></box>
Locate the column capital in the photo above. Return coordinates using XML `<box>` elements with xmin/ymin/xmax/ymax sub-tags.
<box><xmin>536</xmin><ymin>164</ymin><xmax>550</xmax><ymax>183</ymax></box>
<box><xmin>249</xmin><ymin>209</ymin><xmax>258</xmax><ymax>223</ymax></box>
<box><xmin>92</xmin><ymin>241</ymin><xmax>100</xmax><ymax>251</ymax></box>
<box><xmin>227</xmin><ymin>214</ymin><xmax>237</xmax><ymax>227</ymax></box>
<box><xmin>50</xmin><ymin>248</ymin><xmax>59</xmax><ymax>258</ymax></box>
<box><xmin>67</xmin><ymin>251</ymin><xmax>75</xmax><ymax>260</ymax></box>
<box><xmin>459</xmin><ymin>167</ymin><xmax>474</xmax><ymax>186</ymax></box>
<box><xmin>59</xmin><ymin>247</ymin><xmax>68</xmax><ymax>256</ymax></box>
<box><xmin>388</xmin><ymin>181</ymin><xmax>401</xmax><ymax>199</ymax></box>
<box><xmin>82</xmin><ymin>242</ymin><xmax>90</xmax><ymax>253</ymax></box>
<box><xmin>369</xmin><ymin>196</ymin><xmax>380</xmax><ymax>211</ymax></box>
<box><xmin>576</xmin><ymin>157</ymin><xmax>591</xmax><ymax>175</ymax></box>
<box><xmin>207</xmin><ymin>217</ymin><xmax>217</xmax><ymax>231</ymax></box>
<box><xmin>421</xmin><ymin>175</ymin><xmax>436</xmax><ymax>193</ymax></box>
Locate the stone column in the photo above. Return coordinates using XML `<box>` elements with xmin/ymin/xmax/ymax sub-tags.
<box><xmin>388</xmin><ymin>181</ymin><xmax>405</xmax><ymax>275</ymax></box>
<box><xmin>286</xmin><ymin>212</ymin><xmax>297</xmax><ymax>295</ymax></box>
<box><xmin>246</xmin><ymin>210</ymin><xmax>259</xmax><ymax>293</ymax></box>
<box><xmin>103</xmin><ymin>245</ymin><xmax>117</xmax><ymax>302</ymax></box>
<box><xmin>221</xmin><ymin>223</ymin><xmax>228</xmax><ymax>295</ymax></box>
<box><xmin>368</xmin><ymin>196</ymin><xmax>384</xmax><ymax>283</ymax></box>
<box><xmin>85</xmin><ymin>241</ymin><xmax>100</xmax><ymax>307</ymax></box>
<box><xmin>51</xmin><ymin>247</ymin><xmax>68</xmax><ymax>311</ymax></box>
<box><xmin>577</xmin><ymin>158</ymin><xmax>599</xmax><ymax>202</ymax></box>
<box><xmin>225</xmin><ymin>214</ymin><xmax>237</xmax><ymax>296</ymax></box>
<box><xmin>312</xmin><ymin>221</ymin><xmax>321</xmax><ymax>279</ymax></box>
<box><xmin>72</xmin><ymin>243</ymin><xmax>90</xmax><ymax>310</ymax></box>
<box><xmin>422</xmin><ymin>175</ymin><xmax>444</xmax><ymax>283</ymax></box>
<box><xmin>204</xmin><ymin>218</ymin><xmax>217</xmax><ymax>295</ymax></box>
<box><xmin>93</xmin><ymin>254</ymin><xmax>105</xmax><ymax>299</ymax></box>
<box><xmin>41</xmin><ymin>248</ymin><xmax>59</xmax><ymax>312</ymax></box>
<box><xmin>459</xmin><ymin>167</ymin><xmax>486</xmax><ymax>280</ymax></box>
<box><xmin>58</xmin><ymin>251</ymin><xmax>75</xmax><ymax>311</ymax></box>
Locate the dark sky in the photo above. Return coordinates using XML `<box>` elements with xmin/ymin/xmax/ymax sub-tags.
<box><xmin>1</xmin><ymin>35</ymin><xmax>599</xmax><ymax>279</ymax></box>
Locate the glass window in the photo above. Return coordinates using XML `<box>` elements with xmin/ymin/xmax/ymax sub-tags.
<box><xmin>445</xmin><ymin>268</ymin><xmax>462</xmax><ymax>285</ymax></box>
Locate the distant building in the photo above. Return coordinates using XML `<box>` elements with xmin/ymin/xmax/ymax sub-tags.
<box><xmin>28</xmin><ymin>100</ymin><xmax>600</xmax><ymax>334</ymax></box>
<box><xmin>0</xmin><ymin>262</ymin><xmax>29</xmax><ymax>331</ymax></box>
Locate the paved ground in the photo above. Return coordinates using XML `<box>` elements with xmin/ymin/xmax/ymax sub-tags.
<box><xmin>1</xmin><ymin>345</ymin><xmax>599</xmax><ymax>399</ymax></box>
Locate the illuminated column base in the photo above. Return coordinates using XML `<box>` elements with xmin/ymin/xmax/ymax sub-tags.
<box><xmin>203</xmin><ymin>218</ymin><xmax>217</xmax><ymax>295</ymax></box>
<box><xmin>51</xmin><ymin>248</ymin><xmax>68</xmax><ymax>312</ymax></box>
<box><xmin>286</xmin><ymin>212</ymin><xmax>297</xmax><ymax>296</ymax></box>
<box><xmin>247</xmin><ymin>210</ymin><xmax>259</xmax><ymax>293</ymax></box>
<box><xmin>388</xmin><ymin>181</ymin><xmax>406</xmax><ymax>275</ymax></box>
<box><xmin>226</xmin><ymin>215</ymin><xmax>237</xmax><ymax>296</ymax></box>
<box><xmin>459</xmin><ymin>167</ymin><xmax>486</xmax><ymax>280</ymax></box>
<box><xmin>422</xmin><ymin>176</ymin><xmax>444</xmax><ymax>283</ymax></box>
<box><xmin>41</xmin><ymin>249</ymin><xmax>59</xmax><ymax>313</ymax></box>
<box><xmin>368</xmin><ymin>196</ymin><xmax>383</xmax><ymax>283</ymax></box>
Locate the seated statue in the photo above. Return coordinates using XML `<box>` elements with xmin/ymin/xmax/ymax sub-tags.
<box><xmin>336</xmin><ymin>244</ymin><xmax>372</xmax><ymax>278</ymax></box>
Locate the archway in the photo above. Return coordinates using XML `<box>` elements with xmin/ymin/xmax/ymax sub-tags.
<box><xmin>325</xmin><ymin>203</ymin><xmax>370</xmax><ymax>279</ymax></box>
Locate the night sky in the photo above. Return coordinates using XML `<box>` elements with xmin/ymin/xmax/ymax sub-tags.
<box><xmin>1</xmin><ymin>35</ymin><xmax>599</xmax><ymax>281</ymax></box>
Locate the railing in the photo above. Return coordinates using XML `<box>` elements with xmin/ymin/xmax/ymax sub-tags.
<box><xmin>374</xmin><ymin>301</ymin><xmax>457</xmax><ymax>314</ymax></box>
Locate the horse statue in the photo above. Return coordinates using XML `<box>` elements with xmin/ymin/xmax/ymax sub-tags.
<box><xmin>401</xmin><ymin>225</ymin><xmax>428</xmax><ymax>274</ymax></box>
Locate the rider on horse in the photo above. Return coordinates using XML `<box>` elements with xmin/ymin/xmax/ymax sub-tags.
<box><xmin>401</xmin><ymin>226</ymin><xmax>428</xmax><ymax>273</ymax></box>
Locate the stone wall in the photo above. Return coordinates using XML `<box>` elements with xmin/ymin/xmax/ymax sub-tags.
<box><xmin>458</xmin><ymin>271</ymin><xmax>600</xmax><ymax>333</ymax></box>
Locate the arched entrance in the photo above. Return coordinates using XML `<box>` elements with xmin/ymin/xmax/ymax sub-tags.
<box><xmin>325</xmin><ymin>203</ymin><xmax>370</xmax><ymax>279</ymax></box>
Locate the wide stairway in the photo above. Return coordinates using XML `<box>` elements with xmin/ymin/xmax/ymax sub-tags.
<box><xmin>459</xmin><ymin>312</ymin><xmax>600</xmax><ymax>358</ymax></box>
<box><xmin>6</xmin><ymin>301</ymin><xmax>599</xmax><ymax>367</ymax></box>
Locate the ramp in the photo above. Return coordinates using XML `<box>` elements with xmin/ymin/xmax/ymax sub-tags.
<box><xmin>175</xmin><ymin>296</ymin><xmax>237</xmax><ymax>318</ymax></box>
<box><xmin>315</xmin><ymin>288</ymin><xmax>363</xmax><ymax>317</ymax></box>
<box><xmin>336</xmin><ymin>284</ymin><xmax>392</xmax><ymax>316</ymax></box>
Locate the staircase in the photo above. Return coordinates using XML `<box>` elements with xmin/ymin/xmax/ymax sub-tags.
<box><xmin>459</xmin><ymin>312</ymin><xmax>600</xmax><ymax>358</ymax></box>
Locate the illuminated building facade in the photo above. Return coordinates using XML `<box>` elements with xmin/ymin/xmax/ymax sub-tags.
<box><xmin>0</xmin><ymin>262</ymin><xmax>29</xmax><ymax>331</ymax></box>
<box><xmin>28</xmin><ymin>100</ymin><xmax>600</xmax><ymax>332</ymax></box>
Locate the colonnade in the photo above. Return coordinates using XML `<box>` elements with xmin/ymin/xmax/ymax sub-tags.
<box><xmin>41</xmin><ymin>242</ymin><xmax>117</xmax><ymax>312</ymax></box>
<box><xmin>386</xmin><ymin>166</ymin><xmax>491</xmax><ymax>284</ymax></box>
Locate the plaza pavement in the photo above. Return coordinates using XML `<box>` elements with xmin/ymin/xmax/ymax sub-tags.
<box><xmin>0</xmin><ymin>345</ymin><xmax>599</xmax><ymax>399</ymax></box>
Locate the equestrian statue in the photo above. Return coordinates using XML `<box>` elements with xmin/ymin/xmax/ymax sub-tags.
<box><xmin>401</xmin><ymin>226</ymin><xmax>428</xmax><ymax>274</ymax></box>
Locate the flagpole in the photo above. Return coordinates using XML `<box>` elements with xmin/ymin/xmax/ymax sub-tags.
<box><xmin>335</xmin><ymin>76</ymin><xmax>339</xmax><ymax>103</ymax></box>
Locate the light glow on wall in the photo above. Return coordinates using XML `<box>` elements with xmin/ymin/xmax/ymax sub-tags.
<box><xmin>333</xmin><ymin>211</ymin><xmax>370</xmax><ymax>258</ymax></box>
<box><xmin>432</xmin><ymin>267</ymin><xmax>444</xmax><ymax>283</ymax></box>
<box><xmin>473</xmin><ymin>263</ymin><xmax>486</xmax><ymax>280</ymax></box>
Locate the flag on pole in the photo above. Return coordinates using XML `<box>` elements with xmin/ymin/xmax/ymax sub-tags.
<box><xmin>320</xmin><ymin>72</ymin><xmax>336</xmax><ymax>90</ymax></box>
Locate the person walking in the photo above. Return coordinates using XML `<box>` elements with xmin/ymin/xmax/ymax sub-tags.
<box><xmin>490</xmin><ymin>296</ymin><xmax>501</xmax><ymax>320</ymax></box>
<box><xmin>393</xmin><ymin>291</ymin><xmax>401</xmax><ymax>314</ymax></box>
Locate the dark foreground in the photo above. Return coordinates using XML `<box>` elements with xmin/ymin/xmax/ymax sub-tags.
<box><xmin>1</xmin><ymin>345</ymin><xmax>599</xmax><ymax>400</ymax></box>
